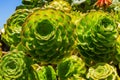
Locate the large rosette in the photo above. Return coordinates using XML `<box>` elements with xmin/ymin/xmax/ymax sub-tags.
<box><xmin>77</xmin><ymin>11</ymin><xmax>119</xmax><ymax>63</ymax></box>
<box><xmin>21</xmin><ymin>8</ymin><xmax>75</xmax><ymax>63</ymax></box>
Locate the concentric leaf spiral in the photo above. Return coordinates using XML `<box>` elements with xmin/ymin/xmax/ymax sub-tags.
<box><xmin>77</xmin><ymin>11</ymin><xmax>119</xmax><ymax>63</ymax></box>
<box><xmin>21</xmin><ymin>8</ymin><xmax>75</xmax><ymax>63</ymax></box>
<box><xmin>0</xmin><ymin>50</ymin><xmax>28</xmax><ymax>79</ymax></box>
<box><xmin>87</xmin><ymin>63</ymin><xmax>118</xmax><ymax>80</ymax></box>
<box><xmin>1</xmin><ymin>9</ymin><xmax>32</xmax><ymax>46</ymax></box>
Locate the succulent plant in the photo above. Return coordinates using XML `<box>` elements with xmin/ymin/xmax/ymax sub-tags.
<box><xmin>45</xmin><ymin>0</ymin><xmax>72</xmax><ymax>12</ymax></box>
<box><xmin>0</xmin><ymin>50</ymin><xmax>35</xmax><ymax>80</ymax></box>
<box><xmin>77</xmin><ymin>11</ymin><xmax>119</xmax><ymax>63</ymax></box>
<box><xmin>32</xmin><ymin>64</ymin><xmax>56</xmax><ymax>80</ymax></box>
<box><xmin>21</xmin><ymin>8</ymin><xmax>75</xmax><ymax>63</ymax></box>
<box><xmin>57</xmin><ymin>55</ymin><xmax>86</xmax><ymax>80</ymax></box>
<box><xmin>1</xmin><ymin>9</ymin><xmax>32</xmax><ymax>46</ymax></box>
<box><xmin>87</xmin><ymin>63</ymin><xmax>118</xmax><ymax>80</ymax></box>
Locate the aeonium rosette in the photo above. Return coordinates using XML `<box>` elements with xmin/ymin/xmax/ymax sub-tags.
<box><xmin>87</xmin><ymin>63</ymin><xmax>119</xmax><ymax>80</ymax></box>
<box><xmin>1</xmin><ymin>9</ymin><xmax>32</xmax><ymax>46</ymax></box>
<box><xmin>21</xmin><ymin>8</ymin><xmax>76</xmax><ymax>63</ymax></box>
<box><xmin>0</xmin><ymin>50</ymin><xmax>36</xmax><ymax>80</ymax></box>
<box><xmin>77</xmin><ymin>11</ymin><xmax>119</xmax><ymax>64</ymax></box>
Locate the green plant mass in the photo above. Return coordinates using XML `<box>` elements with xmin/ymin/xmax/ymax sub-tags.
<box><xmin>1</xmin><ymin>0</ymin><xmax>120</xmax><ymax>80</ymax></box>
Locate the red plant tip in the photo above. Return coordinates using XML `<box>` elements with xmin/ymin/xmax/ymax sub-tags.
<box><xmin>95</xmin><ymin>0</ymin><xmax>112</xmax><ymax>8</ymax></box>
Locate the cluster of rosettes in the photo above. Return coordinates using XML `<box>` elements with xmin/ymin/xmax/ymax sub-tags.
<box><xmin>0</xmin><ymin>50</ymin><xmax>58</xmax><ymax>80</ymax></box>
<box><xmin>1</xmin><ymin>0</ymin><xmax>120</xmax><ymax>80</ymax></box>
<box><xmin>1</xmin><ymin>0</ymin><xmax>77</xmax><ymax>67</ymax></box>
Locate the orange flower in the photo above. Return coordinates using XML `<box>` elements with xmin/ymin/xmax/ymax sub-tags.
<box><xmin>95</xmin><ymin>0</ymin><xmax>112</xmax><ymax>8</ymax></box>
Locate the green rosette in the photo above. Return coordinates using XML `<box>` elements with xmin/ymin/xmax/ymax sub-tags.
<box><xmin>57</xmin><ymin>55</ymin><xmax>86</xmax><ymax>80</ymax></box>
<box><xmin>1</xmin><ymin>9</ymin><xmax>32</xmax><ymax>46</ymax></box>
<box><xmin>0</xmin><ymin>50</ymin><xmax>35</xmax><ymax>80</ymax></box>
<box><xmin>32</xmin><ymin>64</ymin><xmax>56</xmax><ymax>80</ymax></box>
<box><xmin>21</xmin><ymin>8</ymin><xmax>75</xmax><ymax>63</ymax></box>
<box><xmin>87</xmin><ymin>63</ymin><xmax>118</xmax><ymax>80</ymax></box>
<box><xmin>77</xmin><ymin>11</ymin><xmax>119</xmax><ymax>63</ymax></box>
